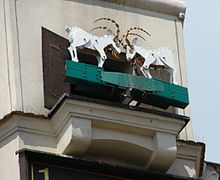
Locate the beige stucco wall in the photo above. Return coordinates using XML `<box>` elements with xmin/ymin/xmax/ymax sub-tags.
<box><xmin>0</xmin><ymin>133</ymin><xmax>20</xmax><ymax>180</ymax></box>
<box><xmin>0</xmin><ymin>0</ymin><xmax>12</xmax><ymax>118</ymax></box>
<box><xmin>0</xmin><ymin>0</ymin><xmax>24</xmax><ymax>118</ymax></box>
<box><xmin>15</xmin><ymin>0</ymin><xmax>65</xmax><ymax>115</ymax></box>
<box><xmin>0</xmin><ymin>0</ymin><xmax>193</xmax><ymax>139</ymax></box>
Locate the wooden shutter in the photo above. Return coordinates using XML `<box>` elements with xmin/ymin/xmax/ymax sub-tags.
<box><xmin>42</xmin><ymin>27</ymin><xmax>71</xmax><ymax>109</ymax></box>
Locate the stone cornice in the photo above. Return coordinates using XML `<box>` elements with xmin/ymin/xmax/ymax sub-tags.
<box><xmin>49</xmin><ymin>94</ymin><xmax>190</xmax><ymax>123</ymax></box>
<box><xmin>50</xmin><ymin>96</ymin><xmax>187</xmax><ymax>170</ymax></box>
<box><xmin>0</xmin><ymin>99</ymin><xmax>202</xmax><ymax>175</ymax></box>
<box><xmin>0</xmin><ymin>111</ymin><xmax>47</xmax><ymax>125</ymax></box>
<box><xmin>99</xmin><ymin>0</ymin><xmax>186</xmax><ymax>16</ymax></box>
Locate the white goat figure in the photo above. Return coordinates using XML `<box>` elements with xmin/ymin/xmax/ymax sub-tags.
<box><xmin>126</xmin><ymin>39</ymin><xmax>176</xmax><ymax>83</ymax></box>
<box><xmin>150</xmin><ymin>48</ymin><xmax>176</xmax><ymax>83</ymax></box>
<box><xmin>123</xmin><ymin>28</ymin><xmax>176</xmax><ymax>83</ymax></box>
<box><xmin>122</xmin><ymin>27</ymin><xmax>152</xmax><ymax>78</ymax></box>
<box><xmin>65</xmin><ymin>26</ymin><xmax>121</xmax><ymax>67</ymax></box>
<box><xmin>125</xmin><ymin>37</ymin><xmax>153</xmax><ymax>78</ymax></box>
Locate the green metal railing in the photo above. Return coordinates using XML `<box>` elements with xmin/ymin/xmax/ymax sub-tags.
<box><xmin>65</xmin><ymin>60</ymin><xmax>189</xmax><ymax>109</ymax></box>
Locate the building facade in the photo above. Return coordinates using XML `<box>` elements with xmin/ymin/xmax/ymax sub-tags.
<box><xmin>0</xmin><ymin>0</ymin><xmax>211</xmax><ymax>179</ymax></box>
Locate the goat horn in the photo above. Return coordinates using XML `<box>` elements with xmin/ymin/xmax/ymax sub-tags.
<box><xmin>122</xmin><ymin>27</ymin><xmax>139</xmax><ymax>49</ymax></box>
<box><xmin>90</xmin><ymin>26</ymin><xmax>108</xmax><ymax>32</ymax></box>
<box><xmin>124</xmin><ymin>29</ymin><xmax>133</xmax><ymax>49</ymax></box>
<box><xmin>127</xmin><ymin>33</ymin><xmax>146</xmax><ymax>41</ymax></box>
<box><xmin>94</xmin><ymin>17</ymin><xmax>120</xmax><ymax>43</ymax></box>
<box><xmin>123</xmin><ymin>26</ymin><xmax>151</xmax><ymax>49</ymax></box>
<box><xmin>128</xmin><ymin>27</ymin><xmax>151</xmax><ymax>36</ymax></box>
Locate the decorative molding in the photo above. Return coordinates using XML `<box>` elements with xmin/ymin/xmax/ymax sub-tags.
<box><xmin>204</xmin><ymin>171</ymin><xmax>219</xmax><ymax>180</ymax></box>
<box><xmin>0</xmin><ymin>102</ymin><xmax>204</xmax><ymax>176</ymax></box>
<box><xmin>202</xmin><ymin>162</ymin><xmax>220</xmax><ymax>180</ymax></box>
<box><xmin>168</xmin><ymin>140</ymin><xmax>205</xmax><ymax>178</ymax></box>
<box><xmin>57</xmin><ymin>116</ymin><xmax>92</xmax><ymax>155</ymax></box>
<box><xmin>0</xmin><ymin>113</ymin><xmax>55</xmax><ymax>151</ymax></box>
<box><xmin>52</xmin><ymin>98</ymin><xmax>187</xmax><ymax>135</ymax></box>
<box><xmin>0</xmin><ymin>97</ymin><xmax>189</xmax><ymax>172</ymax></box>
<box><xmin>51</xmin><ymin>96</ymin><xmax>187</xmax><ymax>170</ymax></box>
<box><xmin>145</xmin><ymin>132</ymin><xmax>177</xmax><ymax>171</ymax></box>
<box><xmin>66</xmin><ymin>0</ymin><xmax>186</xmax><ymax>16</ymax></box>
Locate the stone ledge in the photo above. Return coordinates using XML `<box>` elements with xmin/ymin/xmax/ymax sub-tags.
<box><xmin>0</xmin><ymin>104</ymin><xmax>204</xmax><ymax>177</ymax></box>
<box><xmin>0</xmin><ymin>95</ymin><xmax>189</xmax><ymax>172</ymax></box>
<box><xmin>49</xmin><ymin>94</ymin><xmax>190</xmax><ymax>123</ymax></box>
<box><xmin>168</xmin><ymin>140</ymin><xmax>205</xmax><ymax>178</ymax></box>
<box><xmin>105</xmin><ymin>0</ymin><xmax>186</xmax><ymax>15</ymax></box>
<box><xmin>51</xmin><ymin>94</ymin><xmax>188</xmax><ymax>171</ymax></box>
<box><xmin>67</xmin><ymin>0</ymin><xmax>186</xmax><ymax>16</ymax></box>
